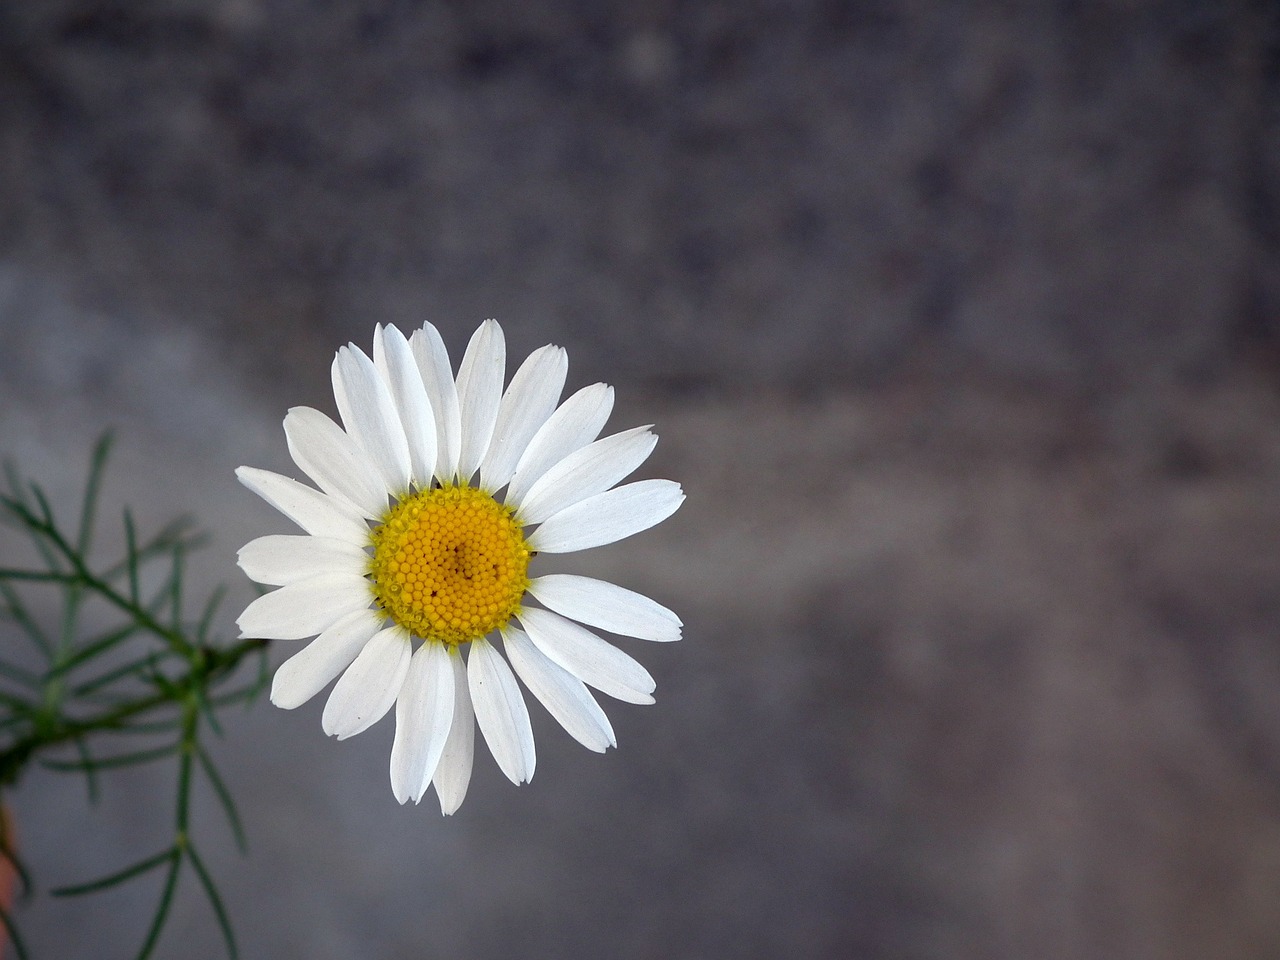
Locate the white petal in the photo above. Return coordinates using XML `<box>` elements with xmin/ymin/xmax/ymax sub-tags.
<box><xmin>390</xmin><ymin>642</ymin><xmax>456</xmax><ymax>804</ymax></box>
<box><xmin>527</xmin><ymin>575</ymin><xmax>682</xmax><ymax>643</ymax></box>
<box><xmin>270</xmin><ymin>608</ymin><xmax>384</xmax><ymax>709</ymax></box>
<box><xmin>433</xmin><ymin>648</ymin><xmax>475</xmax><ymax>814</ymax></box>
<box><xmin>322</xmin><ymin>627</ymin><xmax>412</xmax><ymax>740</ymax></box>
<box><xmin>467</xmin><ymin>637</ymin><xmax>535</xmax><ymax>784</ymax></box>
<box><xmin>332</xmin><ymin>345</ymin><xmax>413</xmax><ymax>495</ymax></box>
<box><xmin>454</xmin><ymin>320</ymin><xmax>506</xmax><ymax>482</ymax></box>
<box><xmin>411</xmin><ymin>324</ymin><xmax>463</xmax><ymax>482</ymax></box>
<box><xmin>506</xmin><ymin>383</ymin><xmax>614</xmax><ymax>506</ymax></box>
<box><xmin>502</xmin><ymin>626</ymin><xmax>614</xmax><ymax>752</ymax></box>
<box><xmin>527</xmin><ymin>479</ymin><xmax>684</xmax><ymax>554</ymax></box>
<box><xmin>517</xmin><ymin>607</ymin><xmax>656</xmax><ymax>704</ymax></box>
<box><xmin>284</xmin><ymin>406</ymin><xmax>388</xmax><ymax>518</ymax></box>
<box><xmin>373</xmin><ymin>324</ymin><xmax>439</xmax><ymax>489</ymax></box>
<box><xmin>515</xmin><ymin>426</ymin><xmax>657</xmax><ymax>524</ymax></box>
<box><xmin>235</xmin><ymin>467</ymin><xmax>370</xmax><ymax>544</ymax></box>
<box><xmin>479</xmin><ymin>344</ymin><xmax>568</xmax><ymax>492</ymax></box>
<box><xmin>237</xmin><ymin>535</ymin><xmax>369</xmax><ymax>587</ymax></box>
<box><xmin>236</xmin><ymin>574</ymin><xmax>372</xmax><ymax>640</ymax></box>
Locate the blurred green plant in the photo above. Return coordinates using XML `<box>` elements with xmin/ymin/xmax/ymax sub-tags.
<box><xmin>0</xmin><ymin>434</ymin><xmax>268</xmax><ymax>960</ymax></box>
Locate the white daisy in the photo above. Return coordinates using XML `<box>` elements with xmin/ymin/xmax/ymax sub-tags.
<box><xmin>235</xmin><ymin>320</ymin><xmax>684</xmax><ymax>813</ymax></box>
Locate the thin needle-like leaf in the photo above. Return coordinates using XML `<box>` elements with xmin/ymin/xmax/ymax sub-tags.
<box><xmin>42</xmin><ymin>742</ymin><xmax>180</xmax><ymax>774</ymax></box>
<box><xmin>51</xmin><ymin>847</ymin><xmax>174</xmax><ymax>897</ymax></box>
<box><xmin>197</xmin><ymin>747</ymin><xmax>247</xmax><ymax>853</ymax></box>
<box><xmin>169</xmin><ymin>544</ymin><xmax>185</xmax><ymax>635</ymax></box>
<box><xmin>30</xmin><ymin>486</ymin><xmax>56</xmax><ymax>533</ymax></box>
<box><xmin>0</xmin><ymin>477</ymin><xmax>61</xmax><ymax>574</ymax></box>
<box><xmin>123</xmin><ymin>508</ymin><xmax>140</xmax><ymax>606</ymax></box>
<box><xmin>102</xmin><ymin>515</ymin><xmax>204</xmax><ymax>587</ymax></box>
<box><xmin>76</xmin><ymin>433</ymin><xmax>113</xmax><ymax>556</ymax></box>
<box><xmin>196</xmin><ymin>585</ymin><xmax>227</xmax><ymax>642</ymax></box>
<box><xmin>1</xmin><ymin>459</ymin><xmax>24</xmax><ymax>503</ymax></box>
<box><xmin>70</xmin><ymin>651</ymin><xmax>166</xmax><ymax>698</ymax></box>
<box><xmin>134</xmin><ymin>851</ymin><xmax>181</xmax><ymax>960</ymax></box>
<box><xmin>186</xmin><ymin>843</ymin><xmax>238</xmax><ymax>960</ymax></box>
<box><xmin>0</xmin><ymin>581</ymin><xmax>51</xmax><ymax>657</ymax></box>
<box><xmin>113</xmin><ymin>717</ymin><xmax>185</xmax><ymax>736</ymax></box>
<box><xmin>71</xmin><ymin>735</ymin><xmax>99</xmax><ymax>803</ymax></box>
<box><xmin>0</xmin><ymin>658</ymin><xmax>40</xmax><ymax>690</ymax></box>
<box><xmin>0</xmin><ymin>570</ymin><xmax>79</xmax><ymax>584</ymax></box>
<box><xmin>207</xmin><ymin>681</ymin><xmax>268</xmax><ymax>708</ymax></box>
<box><xmin>0</xmin><ymin>898</ymin><xmax>30</xmax><ymax>960</ymax></box>
<box><xmin>195</xmin><ymin>685</ymin><xmax>224</xmax><ymax>738</ymax></box>
<box><xmin>0</xmin><ymin>690</ymin><xmax>37</xmax><ymax>713</ymax></box>
<box><xmin>48</xmin><ymin>622</ymin><xmax>148</xmax><ymax>681</ymax></box>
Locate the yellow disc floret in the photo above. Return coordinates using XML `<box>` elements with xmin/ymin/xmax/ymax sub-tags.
<box><xmin>369</xmin><ymin>484</ymin><xmax>531</xmax><ymax>646</ymax></box>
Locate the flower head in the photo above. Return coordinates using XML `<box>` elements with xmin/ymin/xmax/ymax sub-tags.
<box><xmin>235</xmin><ymin>321</ymin><xmax>684</xmax><ymax>812</ymax></box>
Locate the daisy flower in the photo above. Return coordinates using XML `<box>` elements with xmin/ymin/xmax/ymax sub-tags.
<box><xmin>235</xmin><ymin>321</ymin><xmax>684</xmax><ymax>813</ymax></box>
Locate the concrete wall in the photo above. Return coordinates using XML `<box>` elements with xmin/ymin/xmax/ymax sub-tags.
<box><xmin>1</xmin><ymin>2</ymin><xmax>1279</xmax><ymax>958</ymax></box>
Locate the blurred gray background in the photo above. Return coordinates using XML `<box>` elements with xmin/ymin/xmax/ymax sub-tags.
<box><xmin>2</xmin><ymin>0</ymin><xmax>1280</xmax><ymax>957</ymax></box>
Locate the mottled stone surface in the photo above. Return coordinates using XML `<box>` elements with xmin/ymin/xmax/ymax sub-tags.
<box><xmin>1</xmin><ymin>1</ymin><xmax>1278</xmax><ymax>389</ymax></box>
<box><xmin>1</xmin><ymin>2</ymin><xmax>1280</xmax><ymax>958</ymax></box>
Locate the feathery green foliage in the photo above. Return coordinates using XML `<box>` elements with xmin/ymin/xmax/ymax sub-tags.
<box><xmin>0</xmin><ymin>435</ymin><xmax>267</xmax><ymax>960</ymax></box>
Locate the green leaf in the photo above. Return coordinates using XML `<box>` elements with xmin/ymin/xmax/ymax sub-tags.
<box><xmin>0</xmin><ymin>580</ymin><xmax>51</xmax><ymax>657</ymax></box>
<box><xmin>51</xmin><ymin>846</ymin><xmax>174</xmax><ymax>897</ymax></box>
<box><xmin>134</xmin><ymin>852</ymin><xmax>181</xmax><ymax>960</ymax></box>
<box><xmin>0</xmin><ymin>570</ymin><xmax>79</xmax><ymax>585</ymax></box>
<box><xmin>71</xmin><ymin>735</ymin><xmax>99</xmax><ymax>803</ymax></box>
<box><xmin>47</xmin><ymin>622</ymin><xmax>147</xmax><ymax>682</ymax></box>
<box><xmin>69</xmin><ymin>650</ymin><xmax>166</xmax><ymax>698</ymax></box>
<box><xmin>197</xmin><ymin>746</ymin><xmax>246</xmax><ymax>853</ymax></box>
<box><xmin>41</xmin><ymin>742</ymin><xmax>180</xmax><ymax>774</ymax></box>
<box><xmin>123</xmin><ymin>508</ymin><xmax>140</xmax><ymax>606</ymax></box>
<box><xmin>0</xmin><ymin>898</ymin><xmax>30</xmax><ymax>960</ymax></box>
<box><xmin>169</xmin><ymin>543</ymin><xmax>185</xmax><ymax>633</ymax></box>
<box><xmin>29</xmin><ymin>485</ymin><xmax>56</xmax><ymax>533</ymax></box>
<box><xmin>111</xmin><ymin>715</ymin><xmax>185</xmax><ymax>736</ymax></box>
<box><xmin>195</xmin><ymin>684</ymin><xmax>225</xmax><ymax>738</ymax></box>
<box><xmin>196</xmin><ymin>585</ymin><xmax>227</xmax><ymax>643</ymax></box>
<box><xmin>186</xmin><ymin>842</ymin><xmax>238</xmax><ymax>960</ymax></box>
<box><xmin>76</xmin><ymin>432</ymin><xmax>113</xmax><ymax>557</ymax></box>
<box><xmin>0</xmin><ymin>469</ymin><xmax>61</xmax><ymax>576</ymax></box>
<box><xmin>0</xmin><ymin>657</ymin><xmax>40</xmax><ymax>691</ymax></box>
<box><xmin>0</xmin><ymin>690</ymin><xmax>38</xmax><ymax>714</ymax></box>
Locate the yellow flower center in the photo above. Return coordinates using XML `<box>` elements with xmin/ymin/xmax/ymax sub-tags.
<box><xmin>369</xmin><ymin>484</ymin><xmax>531</xmax><ymax>646</ymax></box>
